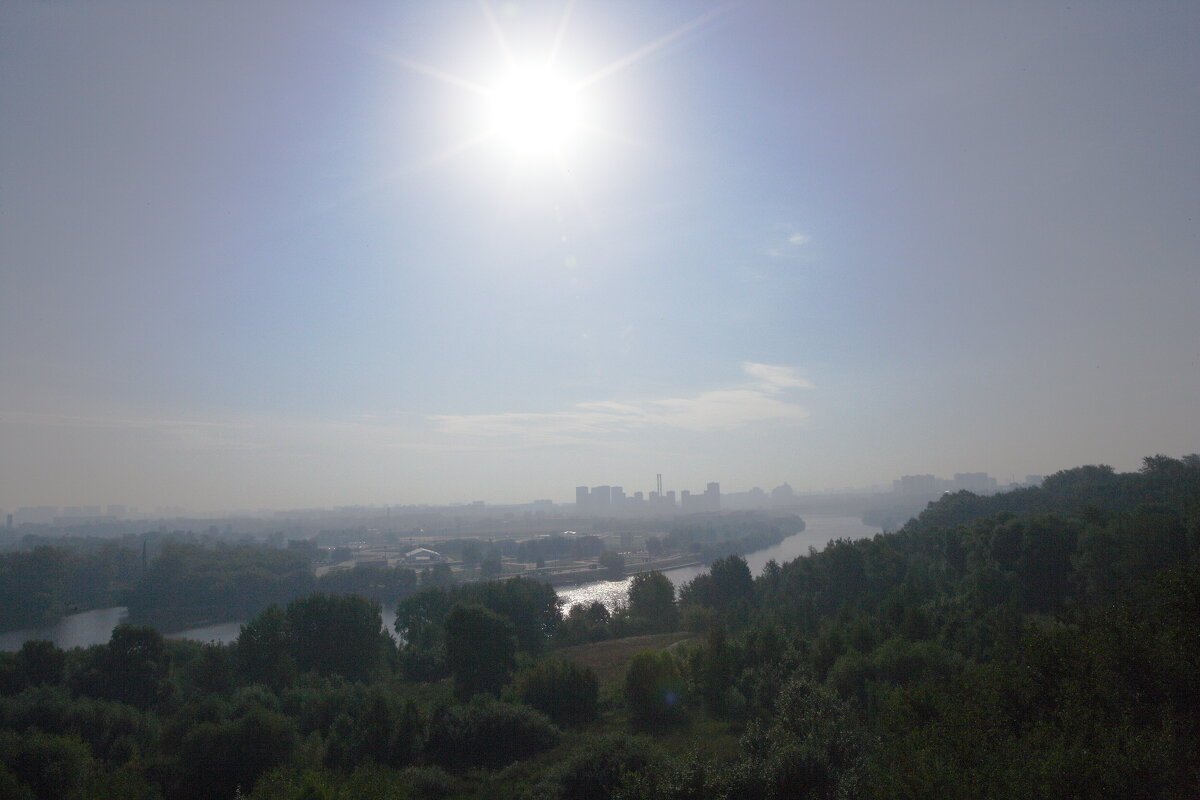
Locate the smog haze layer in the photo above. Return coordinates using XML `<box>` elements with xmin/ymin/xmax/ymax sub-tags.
<box><xmin>2</xmin><ymin>1</ymin><xmax>1197</xmax><ymax>511</ymax></box>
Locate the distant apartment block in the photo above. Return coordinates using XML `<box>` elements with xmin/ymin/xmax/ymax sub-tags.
<box><xmin>575</xmin><ymin>478</ymin><xmax>717</xmax><ymax>516</ymax></box>
<box><xmin>895</xmin><ymin>474</ymin><xmax>938</xmax><ymax>498</ymax></box>
<box><xmin>891</xmin><ymin>470</ymin><xmax>1040</xmax><ymax>498</ymax></box>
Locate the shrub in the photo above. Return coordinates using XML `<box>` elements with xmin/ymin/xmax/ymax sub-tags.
<box><xmin>444</xmin><ymin>603</ymin><xmax>516</xmax><ymax>699</ymax></box>
<box><xmin>538</xmin><ymin>733</ymin><xmax>657</xmax><ymax>800</ymax></box>
<box><xmin>176</xmin><ymin>708</ymin><xmax>299</xmax><ymax>800</ymax></box>
<box><xmin>424</xmin><ymin>697</ymin><xmax>560</xmax><ymax>770</ymax></box>
<box><xmin>0</xmin><ymin>729</ymin><xmax>94</xmax><ymax>800</ymax></box>
<box><xmin>513</xmin><ymin>658</ymin><xmax>599</xmax><ymax>725</ymax></box>
<box><xmin>624</xmin><ymin>651</ymin><xmax>686</xmax><ymax>726</ymax></box>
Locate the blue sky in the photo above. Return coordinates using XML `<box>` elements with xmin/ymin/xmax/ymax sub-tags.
<box><xmin>2</xmin><ymin>1</ymin><xmax>1197</xmax><ymax>510</ymax></box>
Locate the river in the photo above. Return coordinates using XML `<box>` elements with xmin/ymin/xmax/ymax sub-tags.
<box><xmin>0</xmin><ymin>515</ymin><xmax>878</xmax><ymax>652</ymax></box>
<box><xmin>557</xmin><ymin>514</ymin><xmax>881</xmax><ymax>611</ymax></box>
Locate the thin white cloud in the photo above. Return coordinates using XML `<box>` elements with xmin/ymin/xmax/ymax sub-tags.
<box><xmin>2</xmin><ymin>363</ymin><xmax>813</xmax><ymax>459</ymax></box>
<box><xmin>767</xmin><ymin>227</ymin><xmax>811</xmax><ymax>258</ymax></box>
<box><xmin>429</xmin><ymin>363</ymin><xmax>811</xmax><ymax>441</ymax></box>
<box><xmin>741</xmin><ymin>362</ymin><xmax>812</xmax><ymax>391</ymax></box>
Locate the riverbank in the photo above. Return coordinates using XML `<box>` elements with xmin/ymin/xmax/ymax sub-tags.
<box><xmin>544</xmin><ymin>554</ymin><xmax>706</xmax><ymax>586</ymax></box>
<box><xmin>1</xmin><ymin>516</ymin><xmax>879</xmax><ymax>652</ymax></box>
<box><xmin>557</xmin><ymin>515</ymin><xmax>880</xmax><ymax>612</ymax></box>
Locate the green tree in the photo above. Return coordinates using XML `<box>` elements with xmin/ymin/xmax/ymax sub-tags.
<box><xmin>480</xmin><ymin>553</ymin><xmax>502</xmax><ymax>578</ymax></box>
<box><xmin>444</xmin><ymin>603</ymin><xmax>516</xmax><ymax>698</ymax></box>
<box><xmin>691</xmin><ymin>627</ymin><xmax>735</xmax><ymax>716</ymax></box>
<box><xmin>236</xmin><ymin>604</ymin><xmax>296</xmax><ymax>689</ymax></box>
<box><xmin>709</xmin><ymin>555</ymin><xmax>753</xmax><ymax>607</ymax></box>
<box><xmin>430</xmin><ymin>563</ymin><xmax>454</xmax><ymax>586</ymax></box>
<box><xmin>539</xmin><ymin>733</ymin><xmax>657</xmax><ymax>800</ymax></box>
<box><xmin>424</xmin><ymin>697</ymin><xmax>559</xmax><ymax>770</ymax></box>
<box><xmin>13</xmin><ymin>640</ymin><xmax>64</xmax><ymax>688</ymax></box>
<box><xmin>734</xmin><ymin>675</ymin><xmax>866</xmax><ymax>800</ymax></box>
<box><xmin>0</xmin><ymin>730</ymin><xmax>93</xmax><ymax>800</ymax></box>
<box><xmin>679</xmin><ymin>555</ymin><xmax>753</xmax><ymax>624</ymax></box>
<box><xmin>176</xmin><ymin>708</ymin><xmax>299</xmax><ymax>800</ymax></box>
<box><xmin>75</xmin><ymin>624</ymin><xmax>171</xmax><ymax>709</ymax></box>
<box><xmin>513</xmin><ymin>658</ymin><xmax>599</xmax><ymax>725</ymax></box>
<box><xmin>628</xmin><ymin>571</ymin><xmax>678</xmax><ymax>632</ymax></box>
<box><xmin>325</xmin><ymin>689</ymin><xmax>423</xmax><ymax>770</ymax></box>
<box><xmin>624</xmin><ymin>650</ymin><xmax>686</xmax><ymax>726</ymax></box>
<box><xmin>599</xmin><ymin>550</ymin><xmax>625</xmax><ymax>579</ymax></box>
<box><xmin>285</xmin><ymin>593</ymin><xmax>392</xmax><ymax>682</ymax></box>
<box><xmin>187</xmin><ymin>641</ymin><xmax>235</xmax><ymax>696</ymax></box>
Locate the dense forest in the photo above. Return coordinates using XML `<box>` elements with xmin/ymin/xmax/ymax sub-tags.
<box><xmin>1</xmin><ymin>455</ymin><xmax>1196</xmax><ymax>798</ymax></box>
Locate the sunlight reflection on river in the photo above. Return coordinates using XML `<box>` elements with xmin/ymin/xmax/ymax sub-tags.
<box><xmin>556</xmin><ymin>515</ymin><xmax>880</xmax><ymax>611</ymax></box>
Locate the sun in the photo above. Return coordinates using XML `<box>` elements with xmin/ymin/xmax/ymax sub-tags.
<box><xmin>488</xmin><ymin>65</ymin><xmax>583</xmax><ymax>159</ymax></box>
<box><xmin>392</xmin><ymin>3</ymin><xmax>728</xmax><ymax>177</ymax></box>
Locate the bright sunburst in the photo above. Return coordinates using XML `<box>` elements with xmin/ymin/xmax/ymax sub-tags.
<box><xmin>392</xmin><ymin>2</ymin><xmax>728</xmax><ymax>179</ymax></box>
<box><xmin>488</xmin><ymin>64</ymin><xmax>583</xmax><ymax>159</ymax></box>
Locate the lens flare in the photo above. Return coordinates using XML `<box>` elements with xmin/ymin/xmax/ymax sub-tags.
<box><xmin>489</xmin><ymin>65</ymin><xmax>582</xmax><ymax>158</ymax></box>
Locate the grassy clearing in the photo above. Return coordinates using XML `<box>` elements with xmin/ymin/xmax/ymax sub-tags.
<box><xmin>554</xmin><ymin>631</ymin><xmax>697</xmax><ymax>686</ymax></box>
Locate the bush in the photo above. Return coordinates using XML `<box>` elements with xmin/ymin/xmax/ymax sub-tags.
<box><xmin>538</xmin><ymin>733</ymin><xmax>657</xmax><ymax>800</ymax></box>
<box><xmin>424</xmin><ymin>697</ymin><xmax>560</xmax><ymax>770</ymax></box>
<box><xmin>323</xmin><ymin>690</ymin><xmax>422</xmax><ymax>771</ymax></box>
<box><xmin>0</xmin><ymin>729</ymin><xmax>94</xmax><ymax>800</ymax></box>
<box><xmin>733</xmin><ymin>675</ymin><xmax>867</xmax><ymax>800</ymax></box>
<box><xmin>0</xmin><ymin>687</ymin><xmax>156</xmax><ymax>766</ymax></box>
<box><xmin>444</xmin><ymin>603</ymin><xmax>516</xmax><ymax>699</ymax></box>
<box><xmin>175</xmin><ymin>708</ymin><xmax>299</xmax><ymax>800</ymax></box>
<box><xmin>624</xmin><ymin>651</ymin><xmax>686</xmax><ymax>726</ymax></box>
<box><xmin>399</xmin><ymin>765</ymin><xmax>453</xmax><ymax>798</ymax></box>
<box><xmin>513</xmin><ymin>658</ymin><xmax>599</xmax><ymax>725</ymax></box>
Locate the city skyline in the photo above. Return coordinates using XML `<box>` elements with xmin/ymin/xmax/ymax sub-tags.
<box><xmin>3</xmin><ymin>464</ymin><xmax>1056</xmax><ymax>524</ymax></box>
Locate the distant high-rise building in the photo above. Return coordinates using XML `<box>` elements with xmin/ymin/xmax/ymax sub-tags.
<box><xmin>15</xmin><ymin>507</ymin><xmax>57</xmax><ymax>525</ymax></box>
<box><xmin>591</xmin><ymin>485</ymin><xmax>612</xmax><ymax>510</ymax></box>
<box><xmin>611</xmin><ymin>486</ymin><xmax>625</xmax><ymax>507</ymax></box>
<box><xmin>705</xmin><ymin>482</ymin><xmax>721</xmax><ymax>512</ymax></box>
<box><xmin>576</xmin><ymin>486</ymin><xmax>589</xmax><ymax>511</ymax></box>
<box><xmin>680</xmin><ymin>482</ymin><xmax>721</xmax><ymax>513</ymax></box>
<box><xmin>952</xmin><ymin>473</ymin><xmax>994</xmax><ymax>494</ymax></box>
<box><xmin>771</xmin><ymin>483</ymin><xmax>795</xmax><ymax>507</ymax></box>
<box><xmin>895</xmin><ymin>475</ymin><xmax>937</xmax><ymax>497</ymax></box>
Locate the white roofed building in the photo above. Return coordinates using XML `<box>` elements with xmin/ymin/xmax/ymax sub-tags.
<box><xmin>403</xmin><ymin>547</ymin><xmax>446</xmax><ymax>565</ymax></box>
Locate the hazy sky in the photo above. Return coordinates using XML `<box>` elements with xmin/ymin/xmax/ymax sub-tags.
<box><xmin>2</xmin><ymin>1</ymin><xmax>1197</xmax><ymax>511</ymax></box>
